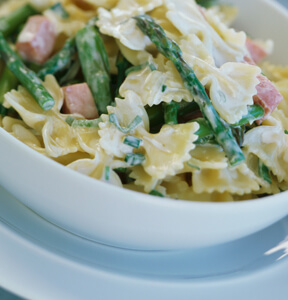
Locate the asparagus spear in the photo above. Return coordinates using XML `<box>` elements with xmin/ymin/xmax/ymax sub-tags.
<box><xmin>58</xmin><ymin>58</ymin><xmax>81</xmax><ymax>86</ymax></box>
<box><xmin>76</xmin><ymin>25</ymin><xmax>112</xmax><ymax>115</ymax></box>
<box><xmin>232</xmin><ymin>104</ymin><xmax>264</xmax><ymax>126</ymax></box>
<box><xmin>163</xmin><ymin>101</ymin><xmax>179</xmax><ymax>125</ymax></box>
<box><xmin>177</xmin><ymin>101</ymin><xmax>200</xmax><ymax>120</ymax></box>
<box><xmin>115</xmin><ymin>51</ymin><xmax>132</xmax><ymax>97</ymax></box>
<box><xmin>38</xmin><ymin>37</ymin><xmax>77</xmax><ymax>80</ymax></box>
<box><xmin>134</xmin><ymin>14</ymin><xmax>245</xmax><ymax>166</ymax></box>
<box><xmin>0</xmin><ymin>33</ymin><xmax>55</xmax><ymax>110</ymax></box>
<box><xmin>146</xmin><ymin>100</ymin><xmax>200</xmax><ymax>132</ymax></box>
<box><xmin>145</xmin><ymin>104</ymin><xmax>164</xmax><ymax>133</ymax></box>
<box><xmin>0</xmin><ymin>65</ymin><xmax>18</xmax><ymax>115</ymax></box>
<box><xmin>0</xmin><ymin>4</ymin><xmax>37</xmax><ymax>37</ymax></box>
<box><xmin>0</xmin><ymin>59</ymin><xmax>4</xmax><ymax>76</ymax></box>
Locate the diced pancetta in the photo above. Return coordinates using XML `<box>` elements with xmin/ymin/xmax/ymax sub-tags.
<box><xmin>243</xmin><ymin>54</ymin><xmax>283</xmax><ymax>123</ymax></box>
<box><xmin>62</xmin><ymin>83</ymin><xmax>99</xmax><ymax>119</ymax></box>
<box><xmin>253</xmin><ymin>74</ymin><xmax>283</xmax><ymax>124</ymax></box>
<box><xmin>16</xmin><ymin>15</ymin><xmax>56</xmax><ymax>64</ymax></box>
<box><xmin>245</xmin><ymin>38</ymin><xmax>268</xmax><ymax>64</ymax></box>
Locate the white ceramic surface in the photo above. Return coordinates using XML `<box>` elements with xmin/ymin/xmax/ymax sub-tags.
<box><xmin>0</xmin><ymin>0</ymin><xmax>288</xmax><ymax>250</ymax></box>
<box><xmin>0</xmin><ymin>185</ymin><xmax>288</xmax><ymax>300</ymax></box>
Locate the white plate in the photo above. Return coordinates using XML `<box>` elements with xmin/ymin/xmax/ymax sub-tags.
<box><xmin>1</xmin><ymin>0</ymin><xmax>288</xmax><ymax>251</ymax></box>
<box><xmin>0</xmin><ymin>185</ymin><xmax>288</xmax><ymax>300</ymax></box>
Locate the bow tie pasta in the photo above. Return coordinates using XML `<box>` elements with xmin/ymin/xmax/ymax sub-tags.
<box><xmin>0</xmin><ymin>0</ymin><xmax>287</xmax><ymax>201</ymax></box>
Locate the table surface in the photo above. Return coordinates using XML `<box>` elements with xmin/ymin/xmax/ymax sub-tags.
<box><xmin>0</xmin><ymin>0</ymin><xmax>287</xmax><ymax>299</ymax></box>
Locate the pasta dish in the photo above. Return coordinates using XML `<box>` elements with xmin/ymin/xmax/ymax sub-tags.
<box><xmin>0</xmin><ymin>0</ymin><xmax>287</xmax><ymax>202</ymax></box>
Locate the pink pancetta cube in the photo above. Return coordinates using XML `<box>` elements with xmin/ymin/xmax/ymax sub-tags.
<box><xmin>245</xmin><ymin>38</ymin><xmax>268</xmax><ymax>64</ymax></box>
<box><xmin>62</xmin><ymin>83</ymin><xmax>99</xmax><ymax>119</ymax></box>
<box><xmin>254</xmin><ymin>74</ymin><xmax>283</xmax><ymax>123</ymax></box>
<box><xmin>244</xmin><ymin>55</ymin><xmax>283</xmax><ymax>123</ymax></box>
<box><xmin>16</xmin><ymin>16</ymin><xmax>56</xmax><ymax>64</ymax></box>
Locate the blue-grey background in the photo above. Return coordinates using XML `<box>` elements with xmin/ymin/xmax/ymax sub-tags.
<box><xmin>0</xmin><ymin>0</ymin><xmax>287</xmax><ymax>299</ymax></box>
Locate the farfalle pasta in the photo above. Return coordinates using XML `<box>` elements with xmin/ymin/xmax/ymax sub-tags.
<box><xmin>0</xmin><ymin>0</ymin><xmax>287</xmax><ymax>202</ymax></box>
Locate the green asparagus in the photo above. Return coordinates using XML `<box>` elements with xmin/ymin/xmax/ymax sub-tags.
<box><xmin>147</xmin><ymin>100</ymin><xmax>200</xmax><ymax>133</ymax></box>
<box><xmin>115</xmin><ymin>51</ymin><xmax>132</xmax><ymax>97</ymax></box>
<box><xmin>76</xmin><ymin>25</ymin><xmax>112</xmax><ymax>114</ymax></box>
<box><xmin>0</xmin><ymin>33</ymin><xmax>55</xmax><ymax>110</ymax></box>
<box><xmin>125</xmin><ymin>61</ymin><xmax>157</xmax><ymax>77</ymax></box>
<box><xmin>0</xmin><ymin>4</ymin><xmax>37</xmax><ymax>37</ymax></box>
<box><xmin>38</xmin><ymin>37</ymin><xmax>77</xmax><ymax>80</ymax></box>
<box><xmin>163</xmin><ymin>101</ymin><xmax>179</xmax><ymax>125</ymax></box>
<box><xmin>177</xmin><ymin>101</ymin><xmax>200</xmax><ymax>122</ymax></box>
<box><xmin>58</xmin><ymin>58</ymin><xmax>81</xmax><ymax>85</ymax></box>
<box><xmin>0</xmin><ymin>59</ymin><xmax>4</xmax><ymax>75</ymax></box>
<box><xmin>232</xmin><ymin>105</ymin><xmax>264</xmax><ymax>126</ymax></box>
<box><xmin>134</xmin><ymin>14</ymin><xmax>245</xmax><ymax>166</ymax></box>
<box><xmin>0</xmin><ymin>65</ymin><xmax>18</xmax><ymax>115</ymax></box>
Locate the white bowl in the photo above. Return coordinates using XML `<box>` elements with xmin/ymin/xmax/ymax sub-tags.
<box><xmin>0</xmin><ymin>0</ymin><xmax>288</xmax><ymax>250</ymax></box>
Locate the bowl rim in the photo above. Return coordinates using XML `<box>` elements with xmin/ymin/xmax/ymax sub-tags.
<box><xmin>1</xmin><ymin>0</ymin><xmax>288</xmax><ymax>250</ymax></box>
<box><xmin>1</xmin><ymin>126</ymin><xmax>287</xmax><ymax>211</ymax></box>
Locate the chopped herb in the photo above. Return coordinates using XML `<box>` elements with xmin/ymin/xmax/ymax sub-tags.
<box><xmin>161</xmin><ymin>85</ymin><xmax>167</xmax><ymax>92</ymax></box>
<box><xmin>65</xmin><ymin>116</ymin><xmax>101</xmax><ymax>128</ymax></box>
<box><xmin>125</xmin><ymin>153</ymin><xmax>146</xmax><ymax>166</ymax></box>
<box><xmin>65</xmin><ymin>116</ymin><xmax>75</xmax><ymax>126</ymax></box>
<box><xmin>124</xmin><ymin>135</ymin><xmax>142</xmax><ymax>149</ymax></box>
<box><xmin>149</xmin><ymin>63</ymin><xmax>157</xmax><ymax>71</ymax></box>
<box><xmin>258</xmin><ymin>159</ymin><xmax>272</xmax><ymax>184</ymax></box>
<box><xmin>285</xmin><ymin>130</ymin><xmax>288</xmax><ymax>135</ymax></box>
<box><xmin>50</xmin><ymin>2</ymin><xmax>69</xmax><ymax>19</ymax></box>
<box><xmin>187</xmin><ymin>162</ymin><xmax>201</xmax><ymax>170</ymax></box>
<box><xmin>104</xmin><ymin>166</ymin><xmax>110</xmax><ymax>181</ymax></box>
<box><xmin>109</xmin><ymin>113</ymin><xmax>142</xmax><ymax>133</ymax></box>
<box><xmin>149</xmin><ymin>189</ymin><xmax>165</xmax><ymax>197</ymax></box>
